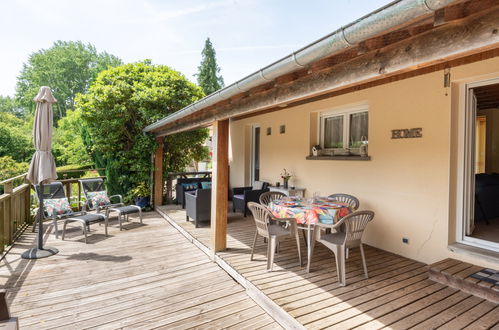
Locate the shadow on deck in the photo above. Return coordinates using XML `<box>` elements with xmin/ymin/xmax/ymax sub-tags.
<box><xmin>0</xmin><ymin>212</ymin><xmax>282</xmax><ymax>329</ymax></box>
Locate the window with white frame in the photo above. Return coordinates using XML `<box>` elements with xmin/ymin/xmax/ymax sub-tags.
<box><xmin>320</xmin><ymin>105</ymin><xmax>368</xmax><ymax>150</ymax></box>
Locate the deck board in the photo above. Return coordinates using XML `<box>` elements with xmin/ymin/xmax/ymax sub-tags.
<box><xmin>159</xmin><ymin>204</ymin><xmax>499</xmax><ymax>330</ymax></box>
<box><xmin>0</xmin><ymin>212</ymin><xmax>282</xmax><ymax>329</ymax></box>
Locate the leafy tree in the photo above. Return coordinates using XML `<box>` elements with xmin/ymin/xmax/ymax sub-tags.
<box><xmin>196</xmin><ymin>38</ymin><xmax>224</xmax><ymax>95</ymax></box>
<box><xmin>16</xmin><ymin>41</ymin><xmax>122</xmax><ymax>122</ymax></box>
<box><xmin>53</xmin><ymin>109</ymin><xmax>93</xmax><ymax>166</ymax></box>
<box><xmin>0</xmin><ymin>95</ymin><xmax>25</xmax><ymax>118</ymax></box>
<box><xmin>77</xmin><ymin>61</ymin><xmax>208</xmax><ymax>199</ymax></box>
<box><xmin>0</xmin><ymin>113</ymin><xmax>33</xmax><ymax>162</ymax></box>
<box><xmin>0</xmin><ymin>156</ymin><xmax>28</xmax><ymax>182</ymax></box>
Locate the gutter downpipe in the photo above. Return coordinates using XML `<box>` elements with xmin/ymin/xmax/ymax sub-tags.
<box><xmin>143</xmin><ymin>0</ymin><xmax>456</xmax><ymax>134</ymax></box>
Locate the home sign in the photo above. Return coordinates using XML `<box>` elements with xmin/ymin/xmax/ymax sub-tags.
<box><xmin>391</xmin><ymin>128</ymin><xmax>423</xmax><ymax>139</ymax></box>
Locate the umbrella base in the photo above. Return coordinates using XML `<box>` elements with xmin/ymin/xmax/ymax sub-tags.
<box><xmin>21</xmin><ymin>247</ymin><xmax>59</xmax><ymax>259</ymax></box>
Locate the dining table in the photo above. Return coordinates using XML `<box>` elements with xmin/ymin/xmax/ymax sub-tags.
<box><xmin>268</xmin><ymin>197</ymin><xmax>353</xmax><ymax>272</ymax></box>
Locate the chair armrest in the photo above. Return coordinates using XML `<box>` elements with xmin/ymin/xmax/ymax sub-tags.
<box><xmin>109</xmin><ymin>194</ymin><xmax>123</xmax><ymax>204</ymax></box>
<box><xmin>232</xmin><ymin>186</ymin><xmax>252</xmax><ymax>195</ymax></box>
<box><xmin>185</xmin><ymin>191</ymin><xmax>197</xmax><ymax>205</ymax></box>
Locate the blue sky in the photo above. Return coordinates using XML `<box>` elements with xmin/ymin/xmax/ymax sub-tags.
<box><xmin>0</xmin><ymin>0</ymin><xmax>389</xmax><ymax>97</ymax></box>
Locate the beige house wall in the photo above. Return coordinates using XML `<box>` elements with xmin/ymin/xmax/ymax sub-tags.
<box><xmin>229</xmin><ymin>56</ymin><xmax>499</xmax><ymax>267</ymax></box>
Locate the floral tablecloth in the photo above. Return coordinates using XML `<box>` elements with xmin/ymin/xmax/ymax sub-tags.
<box><xmin>269</xmin><ymin>197</ymin><xmax>352</xmax><ymax>225</ymax></box>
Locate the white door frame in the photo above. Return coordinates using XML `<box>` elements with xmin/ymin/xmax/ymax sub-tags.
<box><xmin>250</xmin><ymin>125</ymin><xmax>260</xmax><ymax>184</ymax></box>
<box><xmin>457</xmin><ymin>76</ymin><xmax>499</xmax><ymax>252</ymax></box>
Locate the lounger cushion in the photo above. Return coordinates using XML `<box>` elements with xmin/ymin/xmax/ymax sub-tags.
<box><xmin>44</xmin><ymin>198</ymin><xmax>72</xmax><ymax>217</ymax></box>
<box><xmin>111</xmin><ymin>205</ymin><xmax>140</xmax><ymax>215</ymax></box>
<box><xmin>87</xmin><ymin>191</ymin><xmax>111</xmax><ymax>207</ymax></box>
<box><xmin>72</xmin><ymin>213</ymin><xmax>106</xmax><ymax>224</ymax></box>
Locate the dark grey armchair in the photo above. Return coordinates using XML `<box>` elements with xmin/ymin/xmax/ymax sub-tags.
<box><xmin>232</xmin><ymin>181</ymin><xmax>269</xmax><ymax>217</ymax></box>
<box><xmin>176</xmin><ymin>178</ymin><xmax>211</xmax><ymax>208</ymax></box>
<box><xmin>185</xmin><ymin>188</ymin><xmax>212</xmax><ymax>228</ymax></box>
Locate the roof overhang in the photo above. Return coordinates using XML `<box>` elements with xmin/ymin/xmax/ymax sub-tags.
<box><xmin>145</xmin><ymin>0</ymin><xmax>499</xmax><ymax>137</ymax></box>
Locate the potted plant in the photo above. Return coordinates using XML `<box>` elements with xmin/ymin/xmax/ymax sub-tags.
<box><xmin>281</xmin><ymin>169</ymin><xmax>292</xmax><ymax>189</ymax></box>
<box><xmin>131</xmin><ymin>182</ymin><xmax>151</xmax><ymax>208</ymax></box>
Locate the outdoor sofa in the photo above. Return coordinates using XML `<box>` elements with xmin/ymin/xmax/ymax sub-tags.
<box><xmin>176</xmin><ymin>177</ymin><xmax>212</xmax><ymax>208</ymax></box>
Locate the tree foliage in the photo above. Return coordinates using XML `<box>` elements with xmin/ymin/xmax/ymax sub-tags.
<box><xmin>0</xmin><ymin>95</ymin><xmax>25</xmax><ymax>118</ymax></box>
<box><xmin>77</xmin><ymin>61</ymin><xmax>208</xmax><ymax>199</ymax></box>
<box><xmin>53</xmin><ymin>109</ymin><xmax>93</xmax><ymax>166</ymax></box>
<box><xmin>196</xmin><ymin>38</ymin><xmax>224</xmax><ymax>95</ymax></box>
<box><xmin>0</xmin><ymin>113</ymin><xmax>33</xmax><ymax>162</ymax></box>
<box><xmin>16</xmin><ymin>41</ymin><xmax>122</xmax><ymax>122</ymax></box>
<box><xmin>0</xmin><ymin>156</ymin><xmax>28</xmax><ymax>182</ymax></box>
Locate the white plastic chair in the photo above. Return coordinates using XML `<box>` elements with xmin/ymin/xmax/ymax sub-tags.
<box><xmin>315</xmin><ymin>210</ymin><xmax>374</xmax><ymax>286</ymax></box>
<box><xmin>247</xmin><ymin>202</ymin><xmax>301</xmax><ymax>271</ymax></box>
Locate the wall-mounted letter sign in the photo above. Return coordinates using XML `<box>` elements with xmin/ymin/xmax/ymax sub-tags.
<box><xmin>391</xmin><ymin>128</ymin><xmax>423</xmax><ymax>139</ymax></box>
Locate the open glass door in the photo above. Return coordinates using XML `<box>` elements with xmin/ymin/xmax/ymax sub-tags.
<box><xmin>462</xmin><ymin>79</ymin><xmax>499</xmax><ymax>252</ymax></box>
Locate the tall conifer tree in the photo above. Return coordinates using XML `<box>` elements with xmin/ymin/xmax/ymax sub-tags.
<box><xmin>196</xmin><ymin>38</ymin><xmax>224</xmax><ymax>95</ymax></box>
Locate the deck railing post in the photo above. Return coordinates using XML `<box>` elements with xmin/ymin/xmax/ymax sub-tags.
<box><xmin>0</xmin><ymin>199</ymin><xmax>4</xmax><ymax>254</ymax></box>
<box><xmin>4</xmin><ymin>183</ymin><xmax>13</xmax><ymax>246</ymax></box>
<box><xmin>210</xmin><ymin>119</ymin><xmax>229</xmax><ymax>252</ymax></box>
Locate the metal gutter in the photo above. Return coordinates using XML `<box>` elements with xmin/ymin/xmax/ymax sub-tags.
<box><xmin>143</xmin><ymin>0</ymin><xmax>456</xmax><ymax>133</ymax></box>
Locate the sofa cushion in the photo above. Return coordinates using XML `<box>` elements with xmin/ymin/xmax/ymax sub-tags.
<box><xmin>181</xmin><ymin>182</ymin><xmax>199</xmax><ymax>191</ymax></box>
<box><xmin>252</xmin><ymin>181</ymin><xmax>265</xmax><ymax>190</ymax></box>
<box><xmin>233</xmin><ymin>194</ymin><xmax>245</xmax><ymax>201</ymax></box>
<box><xmin>201</xmin><ymin>182</ymin><xmax>212</xmax><ymax>189</ymax></box>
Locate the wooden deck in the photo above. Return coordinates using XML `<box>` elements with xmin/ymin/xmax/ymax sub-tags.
<box><xmin>0</xmin><ymin>212</ymin><xmax>282</xmax><ymax>329</ymax></box>
<box><xmin>159</xmin><ymin>205</ymin><xmax>499</xmax><ymax>330</ymax></box>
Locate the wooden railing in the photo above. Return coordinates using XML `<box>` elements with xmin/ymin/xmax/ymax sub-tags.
<box><xmin>0</xmin><ymin>174</ymin><xmax>32</xmax><ymax>254</ymax></box>
<box><xmin>165</xmin><ymin>171</ymin><xmax>212</xmax><ymax>203</ymax></box>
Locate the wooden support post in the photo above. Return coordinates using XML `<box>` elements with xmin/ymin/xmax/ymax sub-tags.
<box><xmin>153</xmin><ymin>138</ymin><xmax>164</xmax><ymax>207</ymax></box>
<box><xmin>210</xmin><ymin>119</ymin><xmax>229</xmax><ymax>252</ymax></box>
<box><xmin>4</xmin><ymin>183</ymin><xmax>13</xmax><ymax>246</ymax></box>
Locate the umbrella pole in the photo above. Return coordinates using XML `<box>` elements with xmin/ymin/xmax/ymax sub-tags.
<box><xmin>21</xmin><ymin>182</ymin><xmax>59</xmax><ymax>259</ymax></box>
<box><xmin>37</xmin><ymin>182</ymin><xmax>44</xmax><ymax>250</ymax></box>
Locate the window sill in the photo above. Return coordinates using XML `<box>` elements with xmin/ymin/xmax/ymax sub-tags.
<box><xmin>305</xmin><ymin>155</ymin><xmax>371</xmax><ymax>161</ymax></box>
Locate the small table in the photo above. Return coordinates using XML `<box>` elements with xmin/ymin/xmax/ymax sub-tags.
<box><xmin>269</xmin><ymin>186</ymin><xmax>306</xmax><ymax>198</ymax></box>
<box><xmin>269</xmin><ymin>197</ymin><xmax>353</xmax><ymax>272</ymax></box>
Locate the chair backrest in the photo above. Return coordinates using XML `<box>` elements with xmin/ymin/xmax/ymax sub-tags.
<box><xmin>247</xmin><ymin>202</ymin><xmax>271</xmax><ymax>237</ymax></box>
<box><xmin>259</xmin><ymin>191</ymin><xmax>286</xmax><ymax>207</ymax></box>
<box><xmin>328</xmin><ymin>193</ymin><xmax>360</xmax><ymax>210</ymax></box>
<box><xmin>34</xmin><ymin>182</ymin><xmax>66</xmax><ymax>200</ymax></box>
<box><xmin>80</xmin><ymin>178</ymin><xmax>105</xmax><ymax>195</ymax></box>
<box><xmin>342</xmin><ymin>210</ymin><xmax>374</xmax><ymax>246</ymax></box>
<box><xmin>79</xmin><ymin>178</ymin><xmax>111</xmax><ymax>210</ymax></box>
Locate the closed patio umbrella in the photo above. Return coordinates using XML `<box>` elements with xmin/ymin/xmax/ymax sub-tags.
<box><xmin>22</xmin><ymin>86</ymin><xmax>59</xmax><ymax>259</ymax></box>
